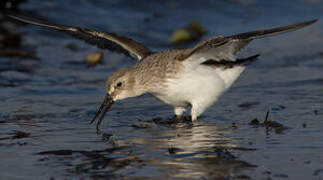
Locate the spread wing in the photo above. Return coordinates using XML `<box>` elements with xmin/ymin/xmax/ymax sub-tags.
<box><xmin>8</xmin><ymin>15</ymin><xmax>152</xmax><ymax>61</ymax></box>
<box><xmin>182</xmin><ymin>19</ymin><xmax>317</xmax><ymax>66</ymax></box>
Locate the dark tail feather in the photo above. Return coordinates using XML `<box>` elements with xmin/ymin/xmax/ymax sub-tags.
<box><xmin>201</xmin><ymin>54</ymin><xmax>260</xmax><ymax>68</ymax></box>
<box><xmin>236</xmin><ymin>54</ymin><xmax>260</xmax><ymax>66</ymax></box>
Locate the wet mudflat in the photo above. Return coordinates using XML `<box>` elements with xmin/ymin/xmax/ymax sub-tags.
<box><xmin>1</xmin><ymin>0</ymin><xmax>323</xmax><ymax>179</ymax></box>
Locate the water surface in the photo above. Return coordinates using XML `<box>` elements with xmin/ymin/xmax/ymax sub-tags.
<box><xmin>0</xmin><ymin>0</ymin><xmax>323</xmax><ymax>179</ymax></box>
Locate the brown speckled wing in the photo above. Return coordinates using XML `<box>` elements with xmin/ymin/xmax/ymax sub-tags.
<box><xmin>8</xmin><ymin>15</ymin><xmax>152</xmax><ymax>61</ymax></box>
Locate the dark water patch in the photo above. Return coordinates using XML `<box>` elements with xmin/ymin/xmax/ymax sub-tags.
<box><xmin>0</xmin><ymin>0</ymin><xmax>27</xmax><ymax>11</ymax></box>
<box><xmin>273</xmin><ymin>174</ymin><xmax>289</xmax><ymax>178</ymax></box>
<box><xmin>37</xmin><ymin>149</ymin><xmax>74</xmax><ymax>156</ymax></box>
<box><xmin>0</xmin><ymin>129</ymin><xmax>32</xmax><ymax>147</ymax></box>
<box><xmin>249</xmin><ymin>111</ymin><xmax>289</xmax><ymax>134</ymax></box>
<box><xmin>167</xmin><ymin>146</ymin><xmax>182</xmax><ymax>154</ymax></box>
<box><xmin>153</xmin><ymin>116</ymin><xmax>193</xmax><ymax>126</ymax></box>
<box><xmin>0</xmin><ymin>141</ymin><xmax>27</xmax><ymax>147</ymax></box>
<box><xmin>9</xmin><ymin>114</ymin><xmax>36</xmax><ymax>121</ymax></box>
<box><xmin>63</xmin><ymin>60</ymin><xmax>89</xmax><ymax>67</ymax></box>
<box><xmin>271</xmin><ymin>105</ymin><xmax>286</xmax><ymax>112</ymax></box>
<box><xmin>0</xmin><ymin>58</ymin><xmax>37</xmax><ymax>74</ymax></box>
<box><xmin>131</xmin><ymin>121</ymin><xmax>153</xmax><ymax>129</ymax></box>
<box><xmin>231</xmin><ymin>122</ymin><xmax>238</xmax><ymax>129</ymax></box>
<box><xmin>102</xmin><ymin>133</ymin><xmax>113</xmax><ymax>142</ymax></box>
<box><xmin>18</xmin><ymin>87</ymin><xmax>93</xmax><ymax>96</ymax></box>
<box><xmin>1</xmin><ymin>49</ymin><xmax>38</xmax><ymax>59</ymax></box>
<box><xmin>10</xmin><ymin>130</ymin><xmax>30</xmax><ymax>139</ymax></box>
<box><xmin>0</xmin><ymin>16</ymin><xmax>39</xmax><ymax>83</ymax></box>
<box><xmin>212</xmin><ymin>146</ymin><xmax>257</xmax><ymax>152</ymax></box>
<box><xmin>313</xmin><ymin>109</ymin><xmax>322</xmax><ymax>115</ymax></box>
<box><xmin>65</xmin><ymin>43</ymin><xmax>80</xmax><ymax>52</ymax></box>
<box><xmin>0</xmin><ymin>130</ymin><xmax>30</xmax><ymax>140</ymax></box>
<box><xmin>35</xmin><ymin>146</ymin><xmax>144</xmax><ymax>177</ymax></box>
<box><xmin>302</xmin><ymin>122</ymin><xmax>307</xmax><ymax>128</ymax></box>
<box><xmin>0</xmin><ymin>33</ymin><xmax>22</xmax><ymax>48</ymax></box>
<box><xmin>213</xmin><ymin>148</ymin><xmax>237</xmax><ymax>159</ymax></box>
<box><xmin>275</xmin><ymin>53</ymin><xmax>322</xmax><ymax>68</ymax></box>
<box><xmin>0</xmin><ymin>114</ymin><xmax>37</xmax><ymax>124</ymax></box>
<box><xmin>313</xmin><ymin>169</ymin><xmax>323</xmax><ymax>176</ymax></box>
<box><xmin>189</xmin><ymin>155</ymin><xmax>256</xmax><ymax>180</ymax></box>
<box><xmin>238</xmin><ymin>101</ymin><xmax>260</xmax><ymax>110</ymax></box>
<box><xmin>36</xmin><ymin>146</ymin><xmax>133</xmax><ymax>156</ymax></box>
<box><xmin>132</xmin><ymin>116</ymin><xmax>194</xmax><ymax>129</ymax></box>
<box><xmin>0</xmin><ymin>79</ymin><xmax>16</xmax><ymax>87</ymax></box>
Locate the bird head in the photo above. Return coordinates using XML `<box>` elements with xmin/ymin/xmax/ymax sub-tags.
<box><xmin>106</xmin><ymin>67</ymin><xmax>138</xmax><ymax>101</ymax></box>
<box><xmin>91</xmin><ymin>67</ymin><xmax>140</xmax><ymax>131</ymax></box>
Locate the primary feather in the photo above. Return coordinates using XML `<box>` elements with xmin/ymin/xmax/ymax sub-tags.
<box><xmin>8</xmin><ymin>15</ymin><xmax>152</xmax><ymax>60</ymax></box>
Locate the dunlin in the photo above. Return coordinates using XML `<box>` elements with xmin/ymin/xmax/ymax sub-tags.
<box><xmin>9</xmin><ymin>15</ymin><xmax>317</xmax><ymax>130</ymax></box>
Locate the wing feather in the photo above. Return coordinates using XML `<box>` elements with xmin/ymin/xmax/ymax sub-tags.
<box><xmin>183</xmin><ymin>19</ymin><xmax>317</xmax><ymax>65</ymax></box>
<box><xmin>8</xmin><ymin>15</ymin><xmax>152</xmax><ymax>60</ymax></box>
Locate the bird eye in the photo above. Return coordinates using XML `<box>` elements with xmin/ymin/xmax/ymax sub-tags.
<box><xmin>116</xmin><ymin>82</ymin><xmax>123</xmax><ymax>87</ymax></box>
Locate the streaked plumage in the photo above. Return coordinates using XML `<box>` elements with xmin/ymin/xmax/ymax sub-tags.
<box><xmin>8</xmin><ymin>14</ymin><xmax>317</xmax><ymax>130</ymax></box>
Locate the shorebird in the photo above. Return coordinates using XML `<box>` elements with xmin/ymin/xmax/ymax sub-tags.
<box><xmin>8</xmin><ymin>15</ymin><xmax>317</xmax><ymax>130</ymax></box>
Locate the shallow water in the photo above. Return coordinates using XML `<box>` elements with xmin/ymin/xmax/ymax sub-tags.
<box><xmin>1</xmin><ymin>0</ymin><xmax>323</xmax><ymax>179</ymax></box>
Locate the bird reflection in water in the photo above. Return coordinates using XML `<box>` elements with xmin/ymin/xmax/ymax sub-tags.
<box><xmin>126</xmin><ymin>120</ymin><xmax>257</xmax><ymax>179</ymax></box>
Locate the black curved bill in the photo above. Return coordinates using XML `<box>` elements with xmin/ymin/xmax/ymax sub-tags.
<box><xmin>90</xmin><ymin>94</ymin><xmax>114</xmax><ymax>131</ymax></box>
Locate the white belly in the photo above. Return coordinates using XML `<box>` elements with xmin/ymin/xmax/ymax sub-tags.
<box><xmin>154</xmin><ymin>65</ymin><xmax>246</xmax><ymax>109</ymax></box>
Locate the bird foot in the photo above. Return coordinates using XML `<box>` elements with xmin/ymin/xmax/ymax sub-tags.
<box><xmin>172</xmin><ymin>115</ymin><xmax>192</xmax><ymax>123</ymax></box>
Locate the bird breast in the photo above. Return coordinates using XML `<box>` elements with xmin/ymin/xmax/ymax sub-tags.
<box><xmin>153</xmin><ymin>65</ymin><xmax>228</xmax><ymax>107</ymax></box>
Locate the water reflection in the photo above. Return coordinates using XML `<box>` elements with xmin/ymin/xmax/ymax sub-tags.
<box><xmin>35</xmin><ymin>145</ymin><xmax>142</xmax><ymax>179</ymax></box>
<box><xmin>31</xmin><ymin>120</ymin><xmax>256</xmax><ymax>179</ymax></box>
<box><xmin>125</xmin><ymin>121</ymin><xmax>257</xmax><ymax>179</ymax></box>
<box><xmin>1</xmin><ymin>0</ymin><xmax>322</xmax><ymax>179</ymax></box>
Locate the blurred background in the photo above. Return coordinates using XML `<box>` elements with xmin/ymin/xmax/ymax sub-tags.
<box><xmin>0</xmin><ymin>0</ymin><xmax>322</xmax><ymax>179</ymax></box>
